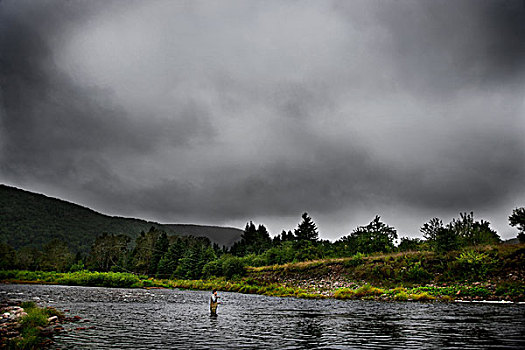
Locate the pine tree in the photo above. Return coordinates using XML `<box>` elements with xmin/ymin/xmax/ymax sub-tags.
<box><xmin>230</xmin><ymin>221</ymin><xmax>271</xmax><ymax>255</ymax></box>
<box><xmin>294</xmin><ymin>212</ymin><xmax>319</xmax><ymax>241</ymax></box>
<box><xmin>150</xmin><ymin>232</ymin><xmax>169</xmax><ymax>276</ymax></box>
<box><xmin>157</xmin><ymin>237</ymin><xmax>184</xmax><ymax>278</ymax></box>
<box><xmin>509</xmin><ymin>207</ymin><xmax>525</xmax><ymax>242</ymax></box>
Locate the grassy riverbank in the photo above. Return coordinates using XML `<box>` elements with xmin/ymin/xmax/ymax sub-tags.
<box><xmin>249</xmin><ymin>243</ymin><xmax>525</xmax><ymax>301</ymax></box>
<box><xmin>1</xmin><ymin>244</ymin><xmax>524</xmax><ymax>302</ymax></box>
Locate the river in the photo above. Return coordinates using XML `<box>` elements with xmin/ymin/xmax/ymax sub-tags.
<box><xmin>1</xmin><ymin>284</ymin><xmax>524</xmax><ymax>349</ymax></box>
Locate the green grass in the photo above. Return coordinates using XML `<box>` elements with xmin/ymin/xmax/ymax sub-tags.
<box><xmin>409</xmin><ymin>292</ymin><xmax>435</xmax><ymax>301</ymax></box>
<box><xmin>20</xmin><ymin>307</ymin><xmax>48</xmax><ymax>329</ymax></box>
<box><xmin>394</xmin><ymin>291</ymin><xmax>409</xmax><ymax>301</ymax></box>
<box><xmin>0</xmin><ymin>270</ymin><xmax>143</xmax><ymax>288</ymax></box>
<box><xmin>333</xmin><ymin>288</ymin><xmax>355</xmax><ymax>300</ymax></box>
<box><xmin>7</xmin><ymin>302</ymin><xmax>62</xmax><ymax>349</ymax></box>
<box><xmin>353</xmin><ymin>284</ymin><xmax>384</xmax><ymax>298</ymax></box>
<box><xmin>333</xmin><ymin>284</ymin><xmax>384</xmax><ymax>300</ymax></box>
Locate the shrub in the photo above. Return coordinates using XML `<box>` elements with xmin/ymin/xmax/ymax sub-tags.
<box><xmin>409</xmin><ymin>285</ymin><xmax>459</xmax><ymax>297</ymax></box>
<box><xmin>495</xmin><ymin>282</ymin><xmax>525</xmax><ymax>298</ymax></box>
<box><xmin>263</xmin><ymin>242</ymin><xmax>296</xmax><ymax>266</ymax></box>
<box><xmin>455</xmin><ymin>250</ymin><xmax>495</xmax><ymax>280</ymax></box>
<box><xmin>343</xmin><ymin>252</ymin><xmax>365</xmax><ymax>267</ymax></box>
<box><xmin>202</xmin><ymin>260</ymin><xmax>223</xmax><ymax>277</ymax></box>
<box><xmin>69</xmin><ymin>262</ymin><xmax>85</xmax><ymax>272</ymax></box>
<box><xmin>222</xmin><ymin>256</ymin><xmax>246</xmax><ymax>279</ymax></box>
<box><xmin>464</xmin><ymin>286</ymin><xmax>491</xmax><ymax>298</ymax></box>
<box><xmin>142</xmin><ymin>279</ymin><xmax>154</xmax><ymax>287</ymax></box>
<box><xmin>404</xmin><ymin>262</ymin><xmax>432</xmax><ymax>283</ymax></box>
<box><xmin>0</xmin><ymin>270</ymin><xmax>17</xmax><ymax>279</ymax></box>
<box><xmin>118</xmin><ymin>273</ymin><xmax>141</xmax><ymax>287</ymax></box>
<box><xmin>242</xmin><ymin>254</ymin><xmax>268</xmax><ymax>268</ymax></box>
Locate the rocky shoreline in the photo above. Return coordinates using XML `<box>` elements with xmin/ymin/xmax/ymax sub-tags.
<box><xmin>0</xmin><ymin>301</ymin><xmax>81</xmax><ymax>349</ymax></box>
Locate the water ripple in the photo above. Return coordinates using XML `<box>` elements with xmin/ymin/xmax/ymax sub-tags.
<box><xmin>1</xmin><ymin>284</ymin><xmax>524</xmax><ymax>349</ymax></box>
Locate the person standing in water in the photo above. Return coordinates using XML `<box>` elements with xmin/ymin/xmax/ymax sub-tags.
<box><xmin>210</xmin><ymin>289</ymin><xmax>219</xmax><ymax>316</ymax></box>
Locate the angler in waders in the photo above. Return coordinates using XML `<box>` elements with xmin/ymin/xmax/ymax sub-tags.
<box><xmin>210</xmin><ymin>289</ymin><xmax>219</xmax><ymax>316</ymax></box>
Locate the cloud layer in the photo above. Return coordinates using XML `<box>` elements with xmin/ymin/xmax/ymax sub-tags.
<box><xmin>1</xmin><ymin>0</ymin><xmax>524</xmax><ymax>239</ymax></box>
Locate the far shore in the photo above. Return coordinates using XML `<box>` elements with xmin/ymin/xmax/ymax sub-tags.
<box><xmin>1</xmin><ymin>269</ymin><xmax>523</xmax><ymax>303</ymax></box>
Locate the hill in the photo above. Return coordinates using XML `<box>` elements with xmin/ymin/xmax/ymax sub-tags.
<box><xmin>0</xmin><ymin>184</ymin><xmax>243</xmax><ymax>253</ymax></box>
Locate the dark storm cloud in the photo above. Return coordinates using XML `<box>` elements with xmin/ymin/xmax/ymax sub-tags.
<box><xmin>361</xmin><ymin>0</ymin><xmax>525</xmax><ymax>95</ymax></box>
<box><xmin>120</xmin><ymin>131</ymin><xmax>524</xmax><ymax>222</ymax></box>
<box><xmin>0</xmin><ymin>1</ymin><xmax>214</xmax><ymax>186</ymax></box>
<box><xmin>125</xmin><ymin>144</ymin><xmax>381</xmax><ymax>219</ymax></box>
<box><xmin>395</xmin><ymin>135</ymin><xmax>525</xmax><ymax>210</ymax></box>
<box><xmin>1</xmin><ymin>0</ymin><xmax>524</xmax><ymax>238</ymax></box>
<box><xmin>481</xmin><ymin>0</ymin><xmax>525</xmax><ymax>78</ymax></box>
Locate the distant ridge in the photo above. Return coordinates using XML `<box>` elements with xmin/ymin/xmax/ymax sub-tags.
<box><xmin>0</xmin><ymin>184</ymin><xmax>243</xmax><ymax>252</ymax></box>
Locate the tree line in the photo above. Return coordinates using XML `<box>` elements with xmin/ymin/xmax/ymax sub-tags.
<box><xmin>1</xmin><ymin>208</ymin><xmax>524</xmax><ymax>279</ymax></box>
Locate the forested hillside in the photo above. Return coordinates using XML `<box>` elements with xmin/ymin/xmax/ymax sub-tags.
<box><xmin>0</xmin><ymin>185</ymin><xmax>242</xmax><ymax>252</ymax></box>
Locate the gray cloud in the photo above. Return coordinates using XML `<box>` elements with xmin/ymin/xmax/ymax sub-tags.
<box><xmin>0</xmin><ymin>1</ymin><xmax>214</xmax><ymax>186</ymax></box>
<box><xmin>1</xmin><ymin>0</ymin><xmax>524</xmax><ymax>239</ymax></box>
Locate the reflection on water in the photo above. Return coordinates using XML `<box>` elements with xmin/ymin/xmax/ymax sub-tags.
<box><xmin>1</xmin><ymin>284</ymin><xmax>524</xmax><ymax>349</ymax></box>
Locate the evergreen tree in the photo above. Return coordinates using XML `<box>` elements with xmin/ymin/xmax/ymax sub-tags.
<box><xmin>294</xmin><ymin>212</ymin><xmax>319</xmax><ymax>241</ymax></box>
<box><xmin>272</xmin><ymin>233</ymin><xmax>282</xmax><ymax>245</ymax></box>
<box><xmin>173</xmin><ymin>236</ymin><xmax>214</xmax><ymax>279</ymax></box>
<box><xmin>175</xmin><ymin>240</ymin><xmax>201</xmax><ymax>279</ymax></box>
<box><xmin>150</xmin><ymin>232</ymin><xmax>169</xmax><ymax>275</ymax></box>
<box><xmin>255</xmin><ymin>224</ymin><xmax>272</xmax><ymax>253</ymax></box>
<box><xmin>509</xmin><ymin>207</ymin><xmax>525</xmax><ymax>242</ymax></box>
<box><xmin>278</xmin><ymin>230</ymin><xmax>294</xmax><ymax>242</ymax></box>
<box><xmin>212</xmin><ymin>243</ymin><xmax>223</xmax><ymax>257</ymax></box>
<box><xmin>157</xmin><ymin>237</ymin><xmax>185</xmax><ymax>278</ymax></box>
<box><xmin>230</xmin><ymin>222</ymin><xmax>272</xmax><ymax>255</ymax></box>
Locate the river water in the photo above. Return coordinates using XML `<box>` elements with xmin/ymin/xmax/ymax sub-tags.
<box><xmin>1</xmin><ymin>284</ymin><xmax>524</xmax><ymax>349</ymax></box>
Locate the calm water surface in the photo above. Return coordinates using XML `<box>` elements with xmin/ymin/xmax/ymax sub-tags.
<box><xmin>1</xmin><ymin>284</ymin><xmax>524</xmax><ymax>349</ymax></box>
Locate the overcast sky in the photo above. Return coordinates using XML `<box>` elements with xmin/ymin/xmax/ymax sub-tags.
<box><xmin>1</xmin><ymin>0</ymin><xmax>524</xmax><ymax>240</ymax></box>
